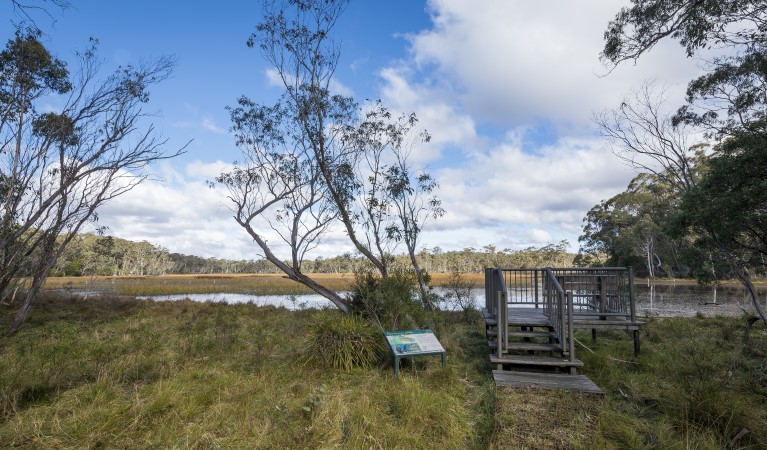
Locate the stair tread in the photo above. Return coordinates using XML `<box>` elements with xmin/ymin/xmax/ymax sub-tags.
<box><xmin>490</xmin><ymin>354</ymin><xmax>583</xmax><ymax>367</ymax></box>
<box><xmin>493</xmin><ymin>370</ymin><xmax>603</xmax><ymax>395</ymax></box>
<box><xmin>488</xmin><ymin>341</ymin><xmax>562</xmax><ymax>352</ymax></box>
<box><xmin>487</xmin><ymin>329</ymin><xmax>556</xmax><ymax>337</ymax></box>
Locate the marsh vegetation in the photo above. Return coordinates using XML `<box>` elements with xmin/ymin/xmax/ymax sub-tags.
<box><xmin>1</xmin><ymin>289</ymin><xmax>765</xmax><ymax>448</ymax></box>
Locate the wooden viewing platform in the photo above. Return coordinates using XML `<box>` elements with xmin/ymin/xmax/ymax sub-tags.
<box><xmin>483</xmin><ymin>267</ymin><xmax>643</xmax><ymax>396</ymax></box>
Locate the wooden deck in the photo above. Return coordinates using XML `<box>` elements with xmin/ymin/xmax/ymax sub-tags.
<box><xmin>504</xmin><ymin>307</ymin><xmax>643</xmax><ymax>330</ymax></box>
<box><xmin>484</xmin><ymin>268</ymin><xmax>642</xmax><ymax>396</ymax></box>
<box><xmin>485</xmin><ymin>307</ymin><xmax>605</xmax><ymax>395</ymax></box>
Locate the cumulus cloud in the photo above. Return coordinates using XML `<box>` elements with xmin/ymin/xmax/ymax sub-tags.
<box><xmin>88</xmin><ymin>2</ymin><xmax>708</xmax><ymax>260</ymax></box>
<box><xmin>406</xmin><ymin>129</ymin><xmax>637</xmax><ymax>253</ymax></box>
<box><xmin>369</xmin><ymin>0</ymin><xmax>705</xmax><ymax>254</ymax></box>
<box><xmin>405</xmin><ymin>0</ymin><xmax>703</xmax><ymax>125</ymax></box>
<box><xmin>91</xmin><ymin>162</ymin><xmax>359</xmax><ymax>260</ymax></box>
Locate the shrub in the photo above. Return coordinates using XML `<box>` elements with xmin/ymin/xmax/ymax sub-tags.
<box><xmin>347</xmin><ymin>268</ymin><xmax>430</xmax><ymax>330</ymax></box>
<box><xmin>303</xmin><ymin>311</ymin><xmax>384</xmax><ymax>371</ymax></box>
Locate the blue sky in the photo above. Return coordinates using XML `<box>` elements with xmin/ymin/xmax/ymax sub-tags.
<box><xmin>3</xmin><ymin>1</ymin><xmax>707</xmax><ymax>260</ymax></box>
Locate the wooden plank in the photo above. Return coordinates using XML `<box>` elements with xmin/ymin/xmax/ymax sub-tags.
<box><xmin>493</xmin><ymin>370</ymin><xmax>604</xmax><ymax>396</ymax></box>
<box><xmin>487</xmin><ymin>330</ymin><xmax>556</xmax><ymax>338</ymax></box>
<box><xmin>488</xmin><ymin>341</ymin><xmax>562</xmax><ymax>352</ymax></box>
<box><xmin>509</xmin><ymin>342</ymin><xmax>561</xmax><ymax>352</ymax></box>
<box><xmin>490</xmin><ymin>354</ymin><xmax>583</xmax><ymax>367</ymax></box>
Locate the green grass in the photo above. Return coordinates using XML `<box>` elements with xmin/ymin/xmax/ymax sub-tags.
<box><xmin>579</xmin><ymin>316</ymin><xmax>767</xmax><ymax>449</ymax></box>
<box><xmin>1</xmin><ymin>293</ymin><xmax>766</xmax><ymax>448</ymax></box>
<box><xmin>0</xmin><ymin>293</ymin><xmax>495</xmax><ymax>449</ymax></box>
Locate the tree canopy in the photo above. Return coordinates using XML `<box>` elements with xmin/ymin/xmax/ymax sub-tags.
<box><xmin>599</xmin><ymin>0</ymin><xmax>767</xmax><ymax>326</ymax></box>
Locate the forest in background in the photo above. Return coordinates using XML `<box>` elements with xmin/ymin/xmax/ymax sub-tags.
<box><xmin>40</xmin><ymin>232</ymin><xmax>575</xmax><ymax>277</ymax></box>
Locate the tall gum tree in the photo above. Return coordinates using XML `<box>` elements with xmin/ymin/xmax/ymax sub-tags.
<box><xmin>217</xmin><ymin>0</ymin><xmax>442</xmax><ymax>312</ymax></box>
<box><xmin>0</xmin><ymin>32</ymin><xmax>184</xmax><ymax>334</ymax></box>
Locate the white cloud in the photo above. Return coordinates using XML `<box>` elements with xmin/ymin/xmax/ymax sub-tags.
<box><xmin>201</xmin><ymin>117</ymin><xmax>226</xmax><ymax>134</ymax></box>
<box><xmin>91</xmin><ymin>162</ymin><xmax>358</xmax><ymax>261</ymax></box>
<box><xmin>416</xmin><ymin>133</ymin><xmax>635</xmax><ymax>252</ymax></box>
<box><xmin>529</xmin><ymin>228</ymin><xmax>552</xmax><ymax>244</ymax></box>
<box><xmin>405</xmin><ymin>0</ymin><xmax>704</xmax><ymax>126</ymax></box>
<box><xmin>185</xmin><ymin>160</ymin><xmax>231</xmax><ymax>179</ymax></box>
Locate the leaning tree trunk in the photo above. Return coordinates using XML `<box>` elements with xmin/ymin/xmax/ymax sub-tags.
<box><xmin>713</xmin><ymin>237</ymin><xmax>767</xmax><ymax>328</ymax></box>
<box><xmin>239</xmin><ymin>219</ymin><xmax>351</xmax><ymax>313</ymax></box>
<box><xmin>6</xmin><ymin>272</ymin><xmax>46</xmax><ymax>336</ymax></box>
<box><xmin>407</xmin><ymin>246</ymin><xmax>434</xmax><ymax>311</ymax></box>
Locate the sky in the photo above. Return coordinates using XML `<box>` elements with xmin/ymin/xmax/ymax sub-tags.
<box><xmin>3</xmin><ymin>0</ymin><xmax>708</xmax><ymax>261</ymax></box>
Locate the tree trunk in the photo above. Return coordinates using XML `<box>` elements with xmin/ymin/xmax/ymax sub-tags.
<box><xmin>408</xmin><ymin>247</ymin><xmax>433</xmax><ymax>311</ymax></box>
<box><xmin>6</xmin><ymin>273</ymin><xmax>45</xmax><ymax>336</ymax></box>
<box><xmin>712</xmin><ymin>237</ymin><xmax>767</xmax><ymax>328</ymax></box>
<box><xmin>240</xmin><ymin>219</ymin><xmax>350</xmax><ymax>313</ymax></box>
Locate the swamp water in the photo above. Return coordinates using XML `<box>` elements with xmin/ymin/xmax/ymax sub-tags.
<box><xmin>135</xmin><ymin>283</ymin><xmax>767</xmax><ymax>317</ymax></box>
<box><xmin>634</xmin><ymin>283</ymin><xmax>766</xmax><ymax>318</ymax></box>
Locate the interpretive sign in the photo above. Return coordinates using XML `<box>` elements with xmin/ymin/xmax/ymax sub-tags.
<box><xmin>384</xmin><ymin>329</ymin><xmax>446</xmax><ymax>379</ymax></box>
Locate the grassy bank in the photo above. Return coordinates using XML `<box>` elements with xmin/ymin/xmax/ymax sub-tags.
<box><xmin>1</xmin><ymin>294</ymin><xmax>766</xmax><ymax>448</ymax></box>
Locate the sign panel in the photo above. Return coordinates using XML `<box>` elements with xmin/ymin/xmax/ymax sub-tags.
<box><xmin>385</xmin><ymin>329</ymin><xmax>445</xmax><ymax>355</ymax></box>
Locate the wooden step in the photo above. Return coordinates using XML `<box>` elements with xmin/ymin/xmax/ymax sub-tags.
<box><xmin>488</xmin><ymin>341</ymin><xmax>562</xmax><ymax>352</ymax></box>
<box><xmin>490</xmin><ymin>354</ymin><xmax>583</xmax><ymax>368</ymax></box>
<box><xmin>493</xmin><ymin>370</ymin><xmax>603</xmax><ymax>395</ymax></box>
<box><xmin>487</xmin><ymin>330</ymin><xmax>556</xmax><ymax>339</ymax></box>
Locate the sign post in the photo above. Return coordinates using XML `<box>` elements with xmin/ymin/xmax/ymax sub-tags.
<box><xmin>384</xmin><ymin>329</ymin><xmax>446</xmax><ymax>380</ymax></box>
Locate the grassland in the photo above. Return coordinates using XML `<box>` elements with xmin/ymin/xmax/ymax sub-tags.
<box><xmin>1</xmin><ymin>288</ymin><xmax>766</xmax><ymax>448</ymax></box>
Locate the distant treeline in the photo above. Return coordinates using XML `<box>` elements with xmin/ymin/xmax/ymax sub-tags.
<box><xmin>44</xmin><ymin>233</ymin><xmax>576</xmax><ymax>277</ymax></box>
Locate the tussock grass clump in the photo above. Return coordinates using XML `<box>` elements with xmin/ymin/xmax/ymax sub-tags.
<box><xmin>303</xmin><ymin>311</ymin><xmax>385</xmax><ymax>370</ymax></box>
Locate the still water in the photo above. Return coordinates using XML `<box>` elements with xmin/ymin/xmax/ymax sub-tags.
<box><xmin>634</xmin><ymin>283</ymin><xmax>766</xmax><ymax>318</ymax></box>
<box><xmin>137</xmin><ymin>283</ymin><xmax>767</xmax><ymax>318</ymax></box>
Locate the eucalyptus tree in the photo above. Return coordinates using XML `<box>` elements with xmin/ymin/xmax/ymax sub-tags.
<box><xmin>602</xmin><ymin>0</ymin><xmax>767</xmax><ymax>326</ymax></box>
<box><xmin>0</xmin><ymin>32</ymin><xmax>182</xmax><ymax>334</ymax></box>
<box><xmin>218</xmin><ymin>0</ymin><xmax>442</xmax><ymax>311</ymax></box>
<box><xmin>384</xmin><ymin>132</ymin><xmax>444</xmax><ymax>309</ymax></box>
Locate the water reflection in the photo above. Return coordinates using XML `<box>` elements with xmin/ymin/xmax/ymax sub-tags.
<box><xmin>124</xmin><ymin>283</ymin><xmax>767</xmax><ymax>318</ymax></box>
<box><xmin>636</xmin><ymin>283</ymin><xmax>766</xmax><ymax>318</ymax></box>
<box><xmin>136</xmin><ymin>292</ymin><xmax>340</xmax><ymax>310</ymax></box>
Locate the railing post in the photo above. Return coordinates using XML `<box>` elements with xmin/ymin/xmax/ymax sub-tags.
<box><xmin>567</xmin><ymin>290</ymin><xmax>575</xmax><ymax>364</ymax></box>
<box><xmin>503</xmin><ymin>289</ymin><xmax>509</xmax><ymax>352</ymax></box>
<box><xmin>627</xmin><ymin>266</ymin><xmax>637</xmax><ymax>323</ymax></box>
<box><xmin>559</xmin><ymin>290</ymin><xmax>565</xmax><ymax>349</ymax></box>
<box><xmin>485</xmin><ymin>268</ymin><xmax>492</xmax><ymax>315</ymax></box>
<box><xmin>496</xmin><ymin>290</ymin><xmax>504</xmax><ymax>357</ymax></box>
<box><xmin>534</xmin><ymin>269</ymin><xmax>539</xmax><ymax>309</ymax></box>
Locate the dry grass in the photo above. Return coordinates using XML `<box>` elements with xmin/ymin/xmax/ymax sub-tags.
<box><xmin>41</xmin><ymin>273</ymin><xmax>358</xmax><ymax>296</ymax></box>
<box><xmin>39</xmin><ymin>272</ymin><xmax>487</xmax><ymax>296</ymax></box>
<box><xmin>490</xmin><ymin>387</ymin><xmax>602</xmax><ymax>449</ymax></box>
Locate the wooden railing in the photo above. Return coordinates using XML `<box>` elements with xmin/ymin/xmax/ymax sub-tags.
<box><xmin>548</xmin><ymin>267</ymin><xmax>637</xmax><ymax>323</ymax></box>
<box><xmin>542</xmin><ymin>268</ymin><xmax>574</xmax><ymax>361</ymax></box>
<box><xmin>484</xmin><ymin>267</ymin><xmax>638</xmax><ymax>362</ymax></box>
<box><xmin>484</xmin><ymin>268</ymin><xmax>508</xmax><ymax>357</ymax></box>
<box><xmin>493</xmin><ymin>267</ymin><xmax>637</xmax><ymax>322</ymax></box>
